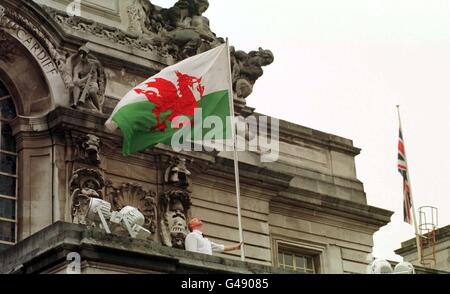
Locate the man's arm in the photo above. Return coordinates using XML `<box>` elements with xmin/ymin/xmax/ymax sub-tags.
<box><xmin>210</xmin><ymin>241</ymin><xmax>224</xmax><ymax>252</ymax></box>
<box><xmin>223</xmin><ymin>241</ymin><xmax>243</xmax><ymax>252</ymax></box>
<box><xmin>211</xmin><ymin>241</ymin><xmax>243</xmax><ymax>252</ymax></box>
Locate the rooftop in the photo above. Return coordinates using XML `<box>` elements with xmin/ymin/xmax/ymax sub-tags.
<box><xmin>395</xmin><ymin>225</ymin><xmax>450</xmax><ymax>256</ymax></box>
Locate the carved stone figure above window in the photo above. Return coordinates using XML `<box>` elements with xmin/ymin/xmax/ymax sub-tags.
<box><xmin>63</xmin><ymin>45</ymin><xmax>107</xmax><ymax>113</ymax></box>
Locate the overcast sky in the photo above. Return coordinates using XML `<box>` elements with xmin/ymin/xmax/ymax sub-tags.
<box><xmin>152</xmin><ymin>0</ymin><xmax>450</xmax><ymax>261</ymax></box>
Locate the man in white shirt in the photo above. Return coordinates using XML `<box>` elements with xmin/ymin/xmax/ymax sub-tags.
<box><xmin>185</xmin><ymin>218</ymin><xmax>242</xmax><ymax>255</ymax></box>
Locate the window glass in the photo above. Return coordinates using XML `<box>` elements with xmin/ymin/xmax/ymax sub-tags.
<box><xmin>306</xmin><ymin>256</ymin><xmax>314</xmax><ymax>269</ymax></box>
<box><xmin>278</xmin><ymin>252</ymin><xmax>284</xmax><ymax>265</ymax></box>
<box><xmin>278</xmin><ymin>247</ymin><xmax>318</xmax><ymax>274</ymax></box>
<box><xmin>0</xmin><ymin>82</ymin><xmax>8</xmax><ymax>97</ymax></box>
<box><xmin>0</xmin><ymin>221</ymin><xmax>15</xmax><ymax>243</ymax></box>
<box><xmin>0</xmin><ymin>98</ymin><xmax>16</xmax><ymax>121</ymax></box>
<box><xmin>296</xmin><ymin>255</ymin><xmax>306</xmax><ymax>269</ymax></box>
<box><xmin>284</xmin><ymin>253</ymin><xmax>294</xmax><ymax>267</ymax></box>
<box><xmin>0</xmin><ymin>80</ymin><xmax>17</xmax><ymax>249</ymax></box>
<box><xmin>1</xmin><ymin>123</ymin><xmax>16</xmax><ymax>152</ymax></box>
<box><xmin>0</xmin><ymin>175</ymin><xmax>15</xmax><ymax>197</ymax></box>
<box><xmin>0</xmin><ymin>153</ymin><xmax>16</xmax><ymax>174</ymax></box>
<box><xmin>0</xmin><ymin>198</ymin><xmax>16</xmax><ymax>219</ymax></box>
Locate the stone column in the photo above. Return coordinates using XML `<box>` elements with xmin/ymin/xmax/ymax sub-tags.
<box><xmin>11</xmin><ymin>117</ymin><xmax>53</xmax><ymax>240</ymax></box>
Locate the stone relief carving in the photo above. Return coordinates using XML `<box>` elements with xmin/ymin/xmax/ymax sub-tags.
<box><xmin>140</xmin><ymin>0</ymin><xmax>224</xmax><ymax>60</ymax></box>
<box><xmin>43</xmin><ymin>5</ymin><xmax>163</xmax><ymax>57</ymax></box>
<box><xmin>164</xmin><ymin>155</ymin><xmax>192</xmax><ymax>189</ymax></box>
<box><xmin>159</xmin><ymin>189</ymin><xmax>192</xmax><ymax>249</ymax></box>
<box><xmin>106</xmin><ymin>182</ymin><xmax>157</xmax><ymax>234</ymax></box>
<box><xmin>127</xmin><ymin>0</ymin><xmax>146</xmax><ymax>34</ymax></box>
<box><xmin>74</xmin><ymin>133</ymin><xmax>102</xmax><ymax>166</ymax></box>
<box><xmin>64</xmin><ymin>45</ymin><xmax>106</xmax><ymax>112</ymax></box>
<box><xmin>0</xmin><ymin>4</ymin><xmax>66</xmax><ymax>76</ymax></box>
<box><xmin>160</xmin><ymin>155</ymin><xmax>193</xmax><ymax>249</ymax></box>
<box><xmin>0</xmin><ymin>30</ymin><xmax>17</xmax><ymax>63</ymax></box>
<box><xmin>69</xmin><ymin>168</ymin><xmax>105</xmax><ymax>224</ymax></box>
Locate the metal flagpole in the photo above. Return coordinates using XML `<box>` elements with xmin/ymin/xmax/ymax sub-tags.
<box><xmin>226</xmin><ymin>38</ymin><xmax>245</xmax><ymax>261</ymax></box>
<box><xmin>396</xmin><ymin>105</ymin><xmax>422</xmax><ymax>263</ymax></box>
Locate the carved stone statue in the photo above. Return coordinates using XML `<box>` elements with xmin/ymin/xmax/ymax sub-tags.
<box><xmin>69</xmin><ymin>168</ymin><xmax>105</xmax><ymax>224</ymax></box>
<box><xmin>127</xmin><ymin>0</ymin><xmax>158</xmax><ymax>35</ymax></box>
<box><xmin>159</xmin><ymin>155</ymin><xmax>194</xmax><ymax>248</ymax></box>
<box><xmin>64</xmin><ymin>45</ymin><xmax>106</xmax><ymax>112</ymax></box>
<box><xmin>164</xmin><ymin>156</ymin><xmax>192</xmax><ymax>189</ymax></box>
<box><xmin>127</xmin><ymin>0</ymin><xmax>144</xmax><ymax>34</ymax></box>
<box><xmin>165</xmin><ymin>0</ymin><xmax>218</xmax><ymax>46</ymax></box>
<box><xmin>138</xmin><ymin>0</ymin><xmax>223</xmax><ymax>60</ymax></box>
<box><xmin>231</xmin><ymin>47</ymin><xmax>275</xmax><ymax>99</ymax></box>
<box><xmin>159</xmin><ymin>189</ymin><xmax>192</xmax><ymax>249</ymax></box>
<box><xmin>75</xmin><ymin>134</ymin><xmax>102</xmax><ymax>166</ymax></box>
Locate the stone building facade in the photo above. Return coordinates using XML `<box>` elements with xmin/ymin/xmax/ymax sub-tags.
<box><xmin>0</xmin><ymin>0</ymin><xmax>392</xmax><ymax>274</ymax></box>
<box><xmin>396</xmin><ymin>225</ymin><xmax>450</xmax><ymax>272</ymax></box>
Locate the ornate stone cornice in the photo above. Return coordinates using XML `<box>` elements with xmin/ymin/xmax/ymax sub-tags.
<box><xmin>273</xmin><ymin>188</ymin><xmax>393</xmax><ymax>228</ymax></box>
<box><xmin>41</xmin><ymin>5</ymin><xmax>173</xmax><ymax>61</ymax></box>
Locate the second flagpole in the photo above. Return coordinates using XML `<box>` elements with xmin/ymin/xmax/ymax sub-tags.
<box><xmin>396</xmin><ymin>105</ymin><xmax>422</xmax><ymax>264</ymax></box>
<box><xmin>226</xmin><ymin>38</ymin><xmax>245</xmax><ymax>261</ymax></box>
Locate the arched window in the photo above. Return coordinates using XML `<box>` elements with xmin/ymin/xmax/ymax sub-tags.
<box><xmin>0</xmin><ymin>79</ymin><xmax>17</xmax><ymax>251</ymax></box>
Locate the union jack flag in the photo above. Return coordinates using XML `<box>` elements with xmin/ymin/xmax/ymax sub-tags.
<box><xmin>398</xmin><ymin>129</ymin><xmax>412</xmax><ymax>224</ymax></box>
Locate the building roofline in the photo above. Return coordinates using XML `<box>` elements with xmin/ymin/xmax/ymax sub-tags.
<box><xmin>252</xmin><ymin>112</ymin><xmax>361</xmax><ymax>156</ymax></box>
<box><xmin>395</xmin><ymin>224</ymin><xmax>450</xmax><ymax>256</ymax></box>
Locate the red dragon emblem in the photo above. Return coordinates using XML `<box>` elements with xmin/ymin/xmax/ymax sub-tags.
<box><xmin>134</xmin><ymin>71</ymin><xmax>205</xmax><ymax>132</ymax></box>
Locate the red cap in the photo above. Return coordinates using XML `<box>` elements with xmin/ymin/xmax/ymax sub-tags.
<box><xmin>188</xmin><ymin>218</ymin><xmax>203</xmax><ymax>231</ymax></box>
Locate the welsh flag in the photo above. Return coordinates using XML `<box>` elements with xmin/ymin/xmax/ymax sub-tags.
<box><xmin>106</xmin><ymin>44</ymin><xmax>232</xmax><ymax>155</ymax></box>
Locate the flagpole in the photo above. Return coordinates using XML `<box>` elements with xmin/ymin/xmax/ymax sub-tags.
<box><xmin>396</xmin><ymin>105</ymin><xmax>422</xmax><ymax>264</ymax></box>
<box><xmin>226</xmin><ymin>38</ymin><xmax>245</xmax><ymax>261</ymax></box>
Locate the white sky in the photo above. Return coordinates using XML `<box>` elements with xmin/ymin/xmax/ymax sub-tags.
<box><xmin>152</xmin><ymin>0</ymin><xmax>450</xmax><ymax>261</ymax></box>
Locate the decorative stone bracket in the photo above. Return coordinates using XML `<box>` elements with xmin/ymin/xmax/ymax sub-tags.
<box><xmin>159</xmin><ymin>155</ymin><xmax>193</xmax><ymax>249</ymax></box>
<box><xmin>69</xmin><ymin>168</ymin><xmax>105</xmax><ymax>224</ymax></box>
<box><xmin>159</xmin><ymin>189</ymin><xmax>192</xmax><ymax>249</ymax></box>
